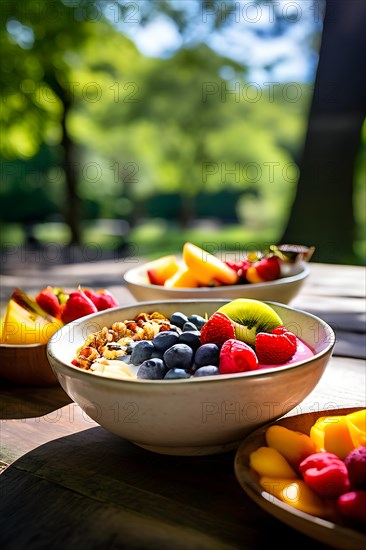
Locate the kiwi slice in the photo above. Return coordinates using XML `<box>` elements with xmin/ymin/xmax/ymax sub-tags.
<box><xmin>218</xmin><ymin>299</ymin><xmax>283</xmax><ymax>346</ymax></box>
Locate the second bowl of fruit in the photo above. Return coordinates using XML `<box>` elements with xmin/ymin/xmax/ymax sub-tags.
<box><xmin>124</xmin><ymin>242</ymin><xmax>314</xmax><ymax>304</ymax></box>
<box><xmin>0</xmin><ymin>285</ymin><xmax>119</xmax><ymax>386</ymax></box>
<box><xmin>47</xmin><ymin>297</ymin><xmax>335</xmax><ymax>455</ymax></box>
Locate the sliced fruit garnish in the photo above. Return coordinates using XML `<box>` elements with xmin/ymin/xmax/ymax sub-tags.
<box><xmin>218</xmin><ymin>298</ymin><xmax>283</xmax><ymax>346</ymax></box>
<box><xmin>1</xmin><ymin>288</ymin><xmax>63</xmax><ymax>345</ymax></box>
<box><xmin>164</xmin><ymin>267</ymin><xmax>200</xmax><ymax>288</ymax></box>
<box><xmin>146</xmin><ymin>255</ymin><xmax>180</xmax><ymax>285</ymax></box>
<box><xmin>182</xmin><ymin>242</ymin><xmax>238</xmax><ymax>286</ymax></box>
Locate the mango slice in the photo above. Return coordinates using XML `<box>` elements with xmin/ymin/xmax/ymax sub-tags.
<box><xmin>265</xmin><ymin>425</ymin><xmax>317</xmax><ymax>469</ymax></box>
<box><xmin>164</xmin><ymin>267</ymin><xmax>200</xmax><ymax>288</ymax></box>
<box><xmin>310</xmin><ymin>415</ymin><xmax>355</xmax><ymax>459</ymax></box>
<box><xmin>346</xmin><ymin>409</ymin><xmax>366</xmax><ymax>447</ymax></box>
<box><xmin>249</xmin><ymin>446</ymin><xmax>298</xmax><ymax>478</ymax></box>
<box><xmin>146</xmin><ymin>255</ymin><xmax>180</xmax><ymax>285</ymax></box>
<box><xmin>259</xmin><ymin>477</ymin><xmax>331</xmax><ymax>517</ymax></box>
<box><xmin>182</xmin><ymin>242</ymin><xmax>238</xmax><ymax>286</ymax></box>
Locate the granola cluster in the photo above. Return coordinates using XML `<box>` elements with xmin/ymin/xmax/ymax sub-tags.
<box><xmin>73</xmin><ymin>311</ymin><xmax>171</xmax><ymax>371</ymax></box>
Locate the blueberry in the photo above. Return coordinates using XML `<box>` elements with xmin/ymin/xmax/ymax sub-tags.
<box><xmin>188</xmin><ymin>314</ymin><xmax>206</xmax><ymax>330</ymax></box>
<box><xmin>194</xmin><ymin>343</ymin><xmax>220</xmax><ymax>367</ymax></box>
<box><xmin>183</xmin><ymin>321</ymin><xmax>198</xmax><ymax>332</ymax></box>
<box><xmin>130</xmin><ymin>340</ymin><xmax>155</xmax><ymax>365</ymax></box>
<box><xmin>193</xmin><ymin>366</ymin><xmax>220</xmax><ymax>377</ymax></box>
<box><xmin>163</xmin><ymin>343</ymin><xmax>194</xmax><ymax>369</ymax></box>
<box><xmin>178</xmin><ymin>330</ymin><xmax>201</xmax><ymax>352</ymax></box>
<box><xmin>169</xmin><ymin>325</ymin><xmax>182</xmax><ymax>335</ymax></box>
<box><xmin>164</xmin><ymin>368</ymin><xmax>191</xmax><ymax>380</ymax></box>
<box><xmin>170</xmin><ymin>312</ymin><xmax>188</xmax><ymax>328</ymax></box>
<box><xmin>151</xmin><ymin>349</ymin><xmax>164</xmax><ymax>359</ymax></box>
<box><xmin>137</xmin><ymin>358</ymin><xmax>168</xmax><ymax>380</ymax></box>
<box><xmin>153</xmin><ymin>331</ymin><xmax>179</xmax><ymax>352</ymax></box>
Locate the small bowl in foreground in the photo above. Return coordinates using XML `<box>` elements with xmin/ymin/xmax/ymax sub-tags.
<box><xmin>0</xmin><ymin>343</ymin><xmax>59</xmax><ymax>386</ymax></box>
<box><xmin>47</xmin><ymin>299</ymin><xmax>335</xmax><ymax>456</ymax></box>
<box><xmin>124</xmin><ymin>262</ymin><xmax>310</xmax><ymax>304</ymax></box>
<box><xmin>234</xmin><ymin>407</ymin><xmax>366</xmax><ymax>550</ymax></box>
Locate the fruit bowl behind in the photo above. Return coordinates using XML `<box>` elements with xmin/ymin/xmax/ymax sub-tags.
<box><xmin>0</xmin><ymin>343</ymin><xmax>59</xmax><ymax>386</ymax></box>
<box><xmin>47</xmin><ymin>299</ymin><xmax>335</xmax><ymax>456</ymax></box>
<box><xmin>124</xmin><ymin>262</ymin><xmax>310</xmax><ymax>304</ymax></box>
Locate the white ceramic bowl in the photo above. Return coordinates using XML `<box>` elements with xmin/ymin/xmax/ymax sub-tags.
<box><xmin>124</xmin><ymin>262</ymin><xmax>310</xmax><ymax>304</ymax></box>
<box><xmin>47</xmin><ymin>300</ymin><xmax>335</xmax><ymax>456</ymax></box>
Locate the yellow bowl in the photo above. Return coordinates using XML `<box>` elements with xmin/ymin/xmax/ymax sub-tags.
<box><xmin>0</xmin><ymin>343</ymin><xmax>59</xmax><ymax>386</ymax></box>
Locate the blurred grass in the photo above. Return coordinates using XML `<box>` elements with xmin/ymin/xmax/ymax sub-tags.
<box><xmin>1</xmin><ymin>219</ymin><xmax>364</xmax><ymax>265</ymax></box>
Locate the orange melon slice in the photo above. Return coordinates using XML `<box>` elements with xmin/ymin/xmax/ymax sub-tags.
<box><xmin>182</xmin><ymin>242</ymin><xmax>238</xmax><ymax>286</ymax></box>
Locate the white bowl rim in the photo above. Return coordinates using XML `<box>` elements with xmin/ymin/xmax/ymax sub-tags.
<box><xmin>123</xmin><ymin>262</ymin><xmax>310</xmax><ymax>292</ymax></box>
<box><xmin>47</xmin><ymin>299</ymin><xmax>335</xmax><ymax>386</ymax></box>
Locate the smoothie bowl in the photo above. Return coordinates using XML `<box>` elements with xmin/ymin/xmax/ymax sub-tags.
<box><xmin>47</xmin><ymin>299</ymin><xmax>335</xmax><ymax>456</ymax></box>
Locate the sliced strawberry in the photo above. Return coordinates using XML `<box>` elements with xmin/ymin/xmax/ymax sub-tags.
<box><xmin>255</xmin><ymin>256</ymin><xmax>281</xmax><ymax>281</ymax></box>
<box><xmin>220</xmin><ymin>339</ymin><xmax>258</xmax><ymax>374</ymax></box>
<box><xmin>256</xmin><ymin>330</ymin><xmax>297</xmax><ymax>364</ymax></box>
<box><xmin>225</xmin><ymin>260</ymin><xmax>250</xmax><ymax>283</ymax></box>
<box><xmin>200</xmin><ymin>312</ymin><xmax>235</xmax><ymax>347</ymax></box>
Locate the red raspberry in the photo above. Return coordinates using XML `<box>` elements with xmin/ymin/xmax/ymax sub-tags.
<box><xmin>344</xmin><ymin>446</ymin><xmax>366</xmax><ymax>488</ymax></box>
<box><xmin>200</xmin><ymin>312</ymin><xmax>235</xmax><ymax>347</ymax></box>
<box><xmin>219</xmin><ymin>339</ymin><xmax>258</xmax><ymax>374</ymax></box>
<box><xmin>255</xmin><ymin>329</ymin><xmax>297</xmax><ymax>364</ymax></box>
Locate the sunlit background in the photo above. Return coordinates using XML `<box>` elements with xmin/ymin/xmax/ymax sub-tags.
<box><xmin>1</xmin><ymin>0</ymin><xmax>365</xmax><ymax>264</ymax></box>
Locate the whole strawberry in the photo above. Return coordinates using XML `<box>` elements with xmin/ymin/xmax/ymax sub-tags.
<box><xmin>36</xmin><ymin>286</ymin><xmax>61</xmax><ymax>318</ymax></box>
<box><xmin>200</xmin><ymin>312</ymin><xmax>235</xmax><ymax>347</ymax></box>
<box><xmin>246</xmin><ymin>256</ymin><xmax>281</xmax><ymax>284</ymax></box>
<box><xmin>255</xmin><ymin>328</ymin><xmax>297</xmax><ymax>364</ymax></box>
<box><xmin>83</xmin><ymin>289</ymin><xmax>119</xmax><ymax>311</ymax></box>
<box><xmin>61</xmin><ymin>289</ymin><xmax>98</xmax><ymax>324</ymax></box>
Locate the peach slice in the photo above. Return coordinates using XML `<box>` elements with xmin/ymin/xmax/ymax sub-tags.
<box><xmin>182</xmin><ymin>242</ymin><xmax>238</xmax><ymax>286</ymax></box>
<box><xmin>265</xmin><ymin>425</ymin><xmax>317</xmax><ymax>469</ymax></box>
<box><xmin>164</xmin><ymin>267</ymin><xmax>201</xmax><ymax>288</ymax></box>
<box><xmin>146</xmin><ymin>255</ymin><xmax>180</xmax><ymax>286</ymax></box>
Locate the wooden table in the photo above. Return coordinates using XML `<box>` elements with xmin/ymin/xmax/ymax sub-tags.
<box><xmin>1</xmin><ymin>261</ymin><xmax>365</xmax><ymax>549</ymax></box>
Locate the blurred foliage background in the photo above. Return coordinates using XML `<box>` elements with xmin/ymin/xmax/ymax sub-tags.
<box><xmin>1</xmin><ymin>0</ymin><xmax>364</xmax><ymax>264</ymax></box>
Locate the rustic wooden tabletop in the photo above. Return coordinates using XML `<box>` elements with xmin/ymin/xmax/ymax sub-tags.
<box><xmin>0</xmin><ymin>261</ymin><xmax>365</xmax><ymax>550</ymax></box>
